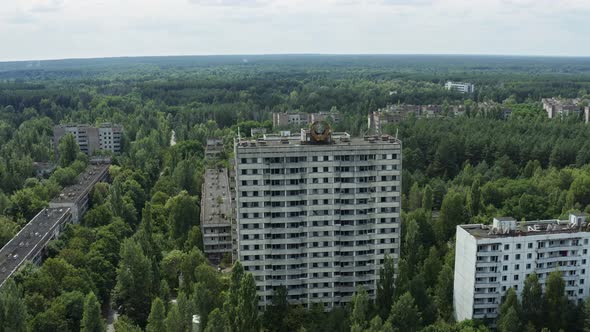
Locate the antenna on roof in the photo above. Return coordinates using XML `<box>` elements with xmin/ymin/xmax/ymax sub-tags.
<box><xmin>395</xmin><ymin>128</ymin><xmax>399</xmax><ymax>140</ymax></box>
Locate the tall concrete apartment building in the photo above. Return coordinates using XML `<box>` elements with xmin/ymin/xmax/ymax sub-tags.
<box><xmin>454</xmin><ymin>213</ymin><xmax>590</xmax><ymax>323</ymax></box>
<box><xmin>445</xmin><ymin>81</ymin><xmax>475</xmax><ymax>93</ymax></box>
<box><xmin>234</xmin><ymin>123</ymin><xmax>402</xmax><ymax>309</ymax></box>
<box><xmin>53</xmin><ymin>123</ymin><xmax>123</xmax><ymax>155</ymax></box>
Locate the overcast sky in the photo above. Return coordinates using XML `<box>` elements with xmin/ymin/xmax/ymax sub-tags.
<box><xmin>0</xmin><ymin>0</ymin><xmax>588</xmax><ymax>61</ymax></box>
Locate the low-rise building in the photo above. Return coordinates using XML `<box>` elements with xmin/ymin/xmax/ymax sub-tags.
<box><xmin>49</xmin><ymin>164</ymin><xmax>110</xmax><ymax>223</ymax></box>
<box><xmin>201</xmin><ymin>168</ymin><xmax>234</xmax><ymax>264</ymax></box>
<box><xmin>53</xmin><ymin>123</ymin><xmax>123</xmax><ymax>155</ymax></box>
<box><xmin>445</xmin><ymin>81</ymin><xmax>475</xmax><ymax>93</ymax></box>
<box><xmin>454</xmin><ymin>213</ymin><xmax>590</xmax><ymax>323</ymax></box>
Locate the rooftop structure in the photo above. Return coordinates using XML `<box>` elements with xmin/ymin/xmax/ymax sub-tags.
<box><xmin>542</xmin><ymin>98</ymin><xmax>583</xmax><ymax>119</ymax></box>
<box><xmin>454</xmin><ymin>213</ymin><xmax>590</xmax><ymax>324</ymax></box>
<box><xmin>250</xmin><ymin>128</ymin><xmax>268</xmax><ymax>137</ymax></box>
<box><xmin>49</xmin><ymin>163</ymin><xmax>110</xmax><ymax>222</ymax></box>
<box><xmin>53</xmin><ymin>123</ymin><xmax>123</xmax><ymax>155</ymax></box>
<box><xmin>201</xmin><ymin>168</ymin><xmax>234</xmax><ymax>264</ymax></box>
<box><xmin>445</xmin><ymin>81</ymin><xmax>475</xmax><ymax>93</ymax></box>
<box><xmin>0</xmin><ymin>208</ymin><xmax>72</xmax><ymax>287</ymax></box>
<box><xmin>235</xmin><ymin>123</ymin><xmax>402</xmax><ymax>309</ymax></box>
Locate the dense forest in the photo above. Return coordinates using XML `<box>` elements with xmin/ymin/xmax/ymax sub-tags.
<box><xmin>1</xmin><ymin>55</ymin><xmax>590</xmax><ymax>331</ymax></box>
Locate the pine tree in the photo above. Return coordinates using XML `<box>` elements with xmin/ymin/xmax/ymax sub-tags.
<box><xmin>422</xmin><ymin>185</ymin><xmax>433</xmax><ymax>211</ymax></box>
<box><xmin>146</xmin><ymin>298</ymin><xmax>166</xmax><ymax>332</ymax></box>
<box><xmin>351</xmin><ymin>286</ymin><xmax>370</xmax><ymax>328</ymax></box>
<box><xmin>0</xmin><ymin>279</ymin><xmax>27</xmax><ymax>332</ymax></box>
<box><xmin>408</xmin><ymin>183</ymin><xmax>422</xmax><ymax>211</ymax></box>
<box><xmin>521</xmin><ymin>273</ymin><xmax>543</xmax><ymax>328</ymax></box>
<box><xmin>113</xmin><ymin>238</ymin><xmax>154</xmax><ymax>326</ymax></box>
<box><xmin>498</xmin><ymin>307</ymin><xmax>520</xmax><ymax>332</ymax></box>
<box><xmin>81</xmin><ymin>292</ymin><xmax>105</xmax><ymax>332</ymax></box>
<box><xmin>205</xmin><ymin>308</ymin><xmax>230</xmax><ymax>332</ymax></box>
<box><xmin>165</xmin><ymin>304</ymin><xmax>182</xmax><ymax>332</ymax></box>
<box><xmin>237</xmin><ymin>273</ymin><xmax>259</xmax><ymax>332</ymax></box>
<box><xmin>376</xmin><ymin>254</ymin><xmax>396</xmax><ymax>319</ymax></box>
<box><xmin>59</xmin><ymin>133</ymin><xmax>80</xmax><ymax>167</ymax></box>
<box><xmin>544</xmin><ymin>271</ymin><xmax>567</xmax><ymax>332</ymax></box>
<box><xmin>389</xmin><ymin>292</ymin><xmax>422</xmax><ymax>332</ymax></box>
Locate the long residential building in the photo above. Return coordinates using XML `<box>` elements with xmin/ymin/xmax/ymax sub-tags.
<box><xmin>201</xmin><ymin>168</ymin><xmax>234</xmax><ymax>264</ymax></box>
<box><xmin>0</xmin><ymin>163</ymin><xmax>111</xmax><ymax>288</ymax></box>
<box><xmin>49</xmin><ymin>163</ymin><xmax>110</xmax><ymax>223</ymax></box>
<box><xmin>454</xmin><ymin>213</ymin><xmax>590</xmax><ymax>323</ymax></box>
<box><xmin>234</xmin><ymin>126</ymin><xmax>402</xmax><ymax>309</ymax></box>
<box><xmin>53</xmin><ymin>123</ymin><xmax>123</xmax><ymax>155</ymax></box>
<box><xmin>0</xmin><ymin>208</ymin><xmax>72</xmax><ymax>288</ymax></box>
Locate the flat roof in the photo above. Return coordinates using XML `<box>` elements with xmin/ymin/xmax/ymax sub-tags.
<box><xmin>236</xmin><ymin>133</ymin><xmax>401</xmax><ymax>148</ymax></box>
<box><xmin>0</xmin><ymin>208</ymin><xmax>71</xmax><ymax>287</ymax></box>
<box><xmin>461</xmin><ymin>215</ymin><xmax>589</xmax><ymax>239</ymax></box>
<box><xmin>50</xmin><ymin>164</ymin><xmax>110</xmax><ymax>204</ymax></box>
<box><xmin>201</xmin><ymin>168</ymin><xmax>232</xmax><ymax>226</ymax></box>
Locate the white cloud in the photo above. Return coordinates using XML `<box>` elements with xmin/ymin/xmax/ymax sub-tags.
<box><xmin>0</xmin><ymin>0</ymin><xmax>589</xmax><ymax>61</ymax></box>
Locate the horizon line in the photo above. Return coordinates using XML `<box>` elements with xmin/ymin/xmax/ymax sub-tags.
<box><xmin>3</xmin><ymin>52</ymin><xmax>590</xmax><ymax>64</ymax></box>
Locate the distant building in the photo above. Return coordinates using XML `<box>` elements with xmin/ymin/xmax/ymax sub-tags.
<box><xmin>201</xmin><ymin>168</ymin><xmax>234</xmax><ymax>264</ymax></box>
<box><xmin>49</xmin><ymin>164</ymin><xmax>110</xmax><ymax>223</ymax></box>
<box><xmin>542</xmin><ymin>98</ymin><xmax>583</xmax><ymax>119</ymax></box>
<box><xmin>445</xmin><ymin>81</ymin><xmax>475</xmax><ymax>93</ymax></box>
<box><xmin>272</xmin><ymin>112</ymin><xmax>310</xmax><ymax>128</ymax></box>
<box><xmin>454</xmin><ymin>213</ymin><xmax>590</xmax><ymax>323</ymax></box>
<box><xmin>234</xmin><ymin>126</ymin><xmax>402</xmax><ymax>309</ymax></box>
<box><xmin>205</xmin><ymin>138</ymin><xmax>224</xmax><ymax>159</ymax></box>
<box><xmin>586</xmin><ymin>106</ymin><xmax>590</xmax><ymax>124</ymax></box>
<box><xmin>272</xmin><ymin>112</ymin><xmax>340</xmax><ymax>128</ymax></box>
<box><xmin>53</xmin><ymin>123</ymin><xmax>123</xmax><ymax>155</ymax></box>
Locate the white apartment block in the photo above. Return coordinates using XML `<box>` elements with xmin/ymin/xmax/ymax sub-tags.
<box><xmin>53</xmin><ymin>123</ymin><xmax>122</xmax><ymax>155</ymax></box>
<box><xmin>445</xmin><ymin>81</ymin><xmax>475</xmax><ymax>93</ymax></box>
<box><xmin>234</xmin><ymin>128</ymin><xmax>402</xmax><ymax>309</ymax></box>
<box><xmin>454</xmin><ymin>214</ymin><xmax>590</xmax><ymax>323</ymax></box>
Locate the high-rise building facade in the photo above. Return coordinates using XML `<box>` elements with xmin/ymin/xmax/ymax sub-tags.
<box><xmin>234</xmin><ymin>125</ymin><xmax>402</xmax><ymax>309</ymax></box>
<box><xmin>454</xmin><ymin>214</ymin><xmax>590</xmax><ymax>323</ymax></box>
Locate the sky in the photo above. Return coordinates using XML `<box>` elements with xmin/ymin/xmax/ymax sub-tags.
<box><xmin>0</xmin><ymin>0</ymin><xmax>589</xmax><ymax>61</ymax></box>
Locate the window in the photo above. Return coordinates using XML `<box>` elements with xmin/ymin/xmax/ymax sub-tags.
<box><xmin>516</xmin><ymin>244</ymin><xmax>521</xmax><ymax>249</ymax></box>
<box><xmin>504</xmin><ymin>244</ymin><xmax>510</xmax><ymax>250</ymax></box>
